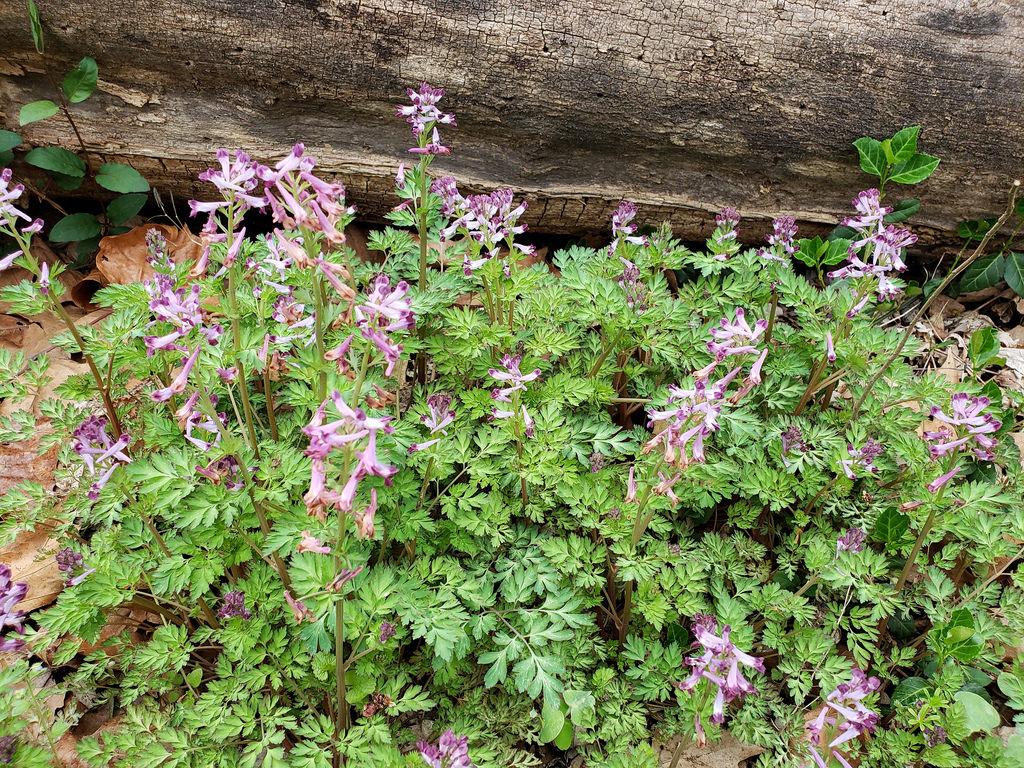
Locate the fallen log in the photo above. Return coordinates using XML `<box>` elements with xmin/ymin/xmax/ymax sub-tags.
<box><xmin>0</xmin><ymin>0</ymin><xmax>1021</xmax><ymax>242</ymax></box>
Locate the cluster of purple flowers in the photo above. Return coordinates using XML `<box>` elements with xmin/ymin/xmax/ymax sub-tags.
<box><xmin>924</xmin><ymin>393</ymin><xmax>1001</xmax><ymax>461</ymax></box>
<box><xmin>806</xmin><ymin>669</ymin><xmax>881</xmax><ymax>768</ymax></box>
<box><xmin>0</xmin><ymin>168</ymin><xmax>44</xmax><ymax>271</ymax></box>
<box><xmin>55</xmin><ymin>547</ymin><xmax>94</xmax><ymax>587</ymax></box>
<box><xmin>397</xmin><ymin>82</ymin><xmax>456</xmax><ymax>155</ymax></box>
<box><xmin>302</xmin><ymin>391</ymin><xmax>394</xmax><ymax>535</ymax></box>
<box><xmin>196</xmin><ymin>456</ymin><xmax>244</xmax><ymax>490</ymax></box>
<box><xmin>758</xmin><ymin>215</ymin><xmax>798</xmax><ymax>262</ymax></box>
<box><xmin>836</xmin><ymin>527</ymin><xmax>866</xmax><ymax>554</ymax></box>
<box><xmin>432</xmin><ymin>180</ymin><xmax>532</xmax><ymax>272</ymax></box>
<box><xmin>829</xmin><ymin>189</ymin><xmax>916</xmax><ymax>304</ymax></box>
<box><xmin>489</xmin><ymin>354</ymin><xmax>541</xmax><ymax>436</ymax></box>
<box><xmin>409</xmin><ymin>393</ymin><xmax>456</xmax><ymax>453</ymax></box>
<box><xmin>218</xmin><ymin>590</ymin><xmax>251</xmax><ymax>620</ymax></box>
<box><xmin>676</xmin><ymin>615</ymin><xmax>764</xmax><ymax>741</ymax></box>
<box><xmin>617</xmin><ymin>258</ymin><xmax>649</xmax><ymax>311</ymax></box>
<box><xmin>72</xmin><ymin>415</ymin><xmax>132</xmax><ymax>500</ymax></box>
<box><xmin>839</xmin><ymin>439</ymin><xmax>883</xmax><ymax>479</ymax></box>
<box><xmin>355</xmin><ymin>274</ymin><xmax>415</xmax><ymax>376</ymax></box>
<box><xmin>260</xmin><ymin>144</ymin><xmax>354</xmax><ymax>244</ymax></box>
<box><xmin>417</xmin><ymin>729</ymin><xmax>475</xmax><ymax>768</ymax></box>
<box><xmin>610</xmin><ymin>201</ymin><xmax>647</xmax><ymax>251</ymax></box>
<box><xmin>709</xmin><ymin>207</ymin><xmax>741</xmax><ymax>260</ymax></box>
<box><xmin>0</xmin><ymin>563</ymin><xmax>28</xmax><ymax>652</ymax></box>
<box><xmin>644</xmin><ymin>308</ymin><xmax>768</xmax><ymax>474</ymax></box>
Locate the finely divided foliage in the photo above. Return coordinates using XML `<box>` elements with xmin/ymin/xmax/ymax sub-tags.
<box><xmin>0</xmin><ymin>85</ymin><xmax>1022</xmax><ymax>768</ymax></box>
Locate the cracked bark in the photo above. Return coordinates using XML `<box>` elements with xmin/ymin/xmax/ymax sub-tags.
<box><xmin>0</xmin><ymin>0</ymin><xmax>1021</xmax><ymax>242</ymax></box>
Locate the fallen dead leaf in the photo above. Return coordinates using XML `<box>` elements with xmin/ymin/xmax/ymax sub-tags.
<box><xmin>0</xmin><ymin>527</ymin><xmax>63</xmax><ymax>612</ymax></box>
<box><xmin>0</xmin><ymin>354</ymin><xmax>90</xmax><ymax>419</ymax></box>
<box><xmin>54</xmin><ymin>715</ymin><xmax>123</xmax><ymax>768</ymax></box>
<box><xmin>0</xmin><ymin>431</ymin><xmax>59</xmax><ymax>495</ymax></box>
<box><xmin>655</xmin><ymin>733</ymin><xmax>763</xmax><ymax>767</ymax></box>
<box><xmin>96</xmin><ymin>223</ymin><xmax>203</xmax><ymax>285</ymax></box>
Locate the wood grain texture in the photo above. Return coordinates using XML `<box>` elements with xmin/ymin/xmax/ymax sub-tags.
<box><xmin>0</xmin><ymin>0</ymin><xmax>1021</xmax><ymax>241</ymax></box>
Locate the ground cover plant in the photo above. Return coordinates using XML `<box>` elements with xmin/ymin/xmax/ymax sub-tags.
<box><xmin>1</xmin><ymin>84</ymin><xmax>1024</xmax><ymax>768</ymax></box>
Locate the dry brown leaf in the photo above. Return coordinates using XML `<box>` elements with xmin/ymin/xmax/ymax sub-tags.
<box><xmin>96</xmin><ymin>223</ymin><xmax>203</xmax><ymax>285</ymax></box>
<box><xmin>0</xmin><ymin>527</ymin><xmax>63</xmax><ymax>612</ymax></box>
<box><xmin>78</xmin><ymin>607</ymin><xmax>152</xmax><ymax>656</ymax></box>
<box><xmin>54</xmin><ymin>715</ymin><xmax>123</xmax><ymax>768</ymax></box>
<box><xmin>936</xmin><ymin>347</ymin><xmax>965</xmax><ymax>384</ymax></box>
<box><xmin>656</xmin><ymin>733</ymin><xmax>763</xmax><ymax>767</ymax></box>
<box><xmin>0</xmin><ymin>431</ymin><xmax>58</xmax><ymax>495</ymax></box>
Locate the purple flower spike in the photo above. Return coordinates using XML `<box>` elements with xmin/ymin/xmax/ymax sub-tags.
<box><xmin>417</xmin><ymin>729</ymin><xmax>475</xmax><ymax>768</ymax></box>
<box><xmin>610</xmin><ymin>201</ymin><xmax>647</xmax><ymax>250</ymax></box>
<box><xmin>676</xmin><ymin>618</ymin><xmax>764</xmax><ymax>728</ymax></box>
<box><xmin>73</xmin><ymin>415</ymin><xmax>132</xmax><ymax>500</ymax></box>
<box><xmin>836</xmin><ymin>527</ymin><xmax>866</xmax><ymax>554</ymax></box>
<box><xmin>218</xmin><ymin>590</ymin><xmax>251</xmax><ymax>620</ymax></box>
<box><xmin>925</xmin><ymin>392</ymin><xmax>1001</xmax><ymax>461</ymax></box>
<box><xmin>840</xmin><ymin>439</ymin><xmax>883</xmax><ymax>479</ymax></box>
<box><xmin>0</xmin><ymin>563</ymin><xmax>29</xmax><ymax>652</ymax></box>
<box><xmin>397</xmin><ymin>82</ymin><xmax>456</xmax><ymax>151</ymax></box>
<box><xmin>807</xmin><ymin>668</ymin><xmax>881</xmax><ymax>768</ymax></box>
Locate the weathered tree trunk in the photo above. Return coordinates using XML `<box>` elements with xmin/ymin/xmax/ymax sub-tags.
<box><xmin>0</xmin><ymin>0</ymin><xmax>1021</xmax><ymax>242</ymax></box>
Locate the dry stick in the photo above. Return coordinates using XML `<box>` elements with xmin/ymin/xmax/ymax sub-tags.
<box><xmin>851</xmin><ymin>180</ymin><xmax>1021</xmax><ymax>420</ymax></box>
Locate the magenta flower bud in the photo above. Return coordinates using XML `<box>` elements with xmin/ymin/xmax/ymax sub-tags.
<box><xmin>927</xmin><ymin>466</ymin><xmax>961</xmax><ymax>493</ymax></box>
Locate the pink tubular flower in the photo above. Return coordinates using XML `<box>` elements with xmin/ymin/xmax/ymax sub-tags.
<box><xmin>259</xmin><ymin>144</ymin><xmax>354</xmax><ymax>243</ymax></box>
<box><xmin>759</xmin><ymin>215</ymin><xmax>797</xmax><ymax>261</ymax></box>
<box><xmin>175</xmin><ymin>392</ymin><xmax>223</xmax><ymax>452</ymax></box>
<box><xmin>196</xmin><ymin>456</ymin><xmax>244</xmax><ymax>490</ymax></box>
<box><xmin>354</xmin><ymin>488</ymin><xmax>378</xmax><ymax>539</ymax></box>
<box><xmin>644</xmin><ymin>369</ymin><xmax>740</xmax><ymax>468</ymax></box>
<box><xmin>676</xmin><ymin>618</ymin><xmax>764</xmax><ymax>729</ymax></box>
<box><xmin>709</xmin><ymin>207</ymin><xmax>740</xmax><ymax>260</ymax></box>
<box><xmin>625</xmin><ymin>465</ymin><xmax>638</xmax><ymax>502</ymax></box>
<box><xmin>396</xmin><ymin>82</ymin><xmax>456</xmax><ymax>144</ymax></box>
<box><xmin>706</xmin><ymin>308</ymin><xmax>767</xmax><ymax>364</ymax></box>
<box><xmin>409</xmin><ymin>393</ymin><xmax>456</xmax><ymax>453</ymax></box>
<box><xmin>355</xmin><ymin>275</ymin><xmax>414</xmax><ymax>376</ymax></box>
<box><xmin>151</xmin><ymin>345</ymin><xmax>201</xmax><ymax>402</ymax></box>
<box><xmin>0</xmin><ymin>563</ymin><xmax>29</xmax><ymax>652</ymax></box>
<box><xmin>618</xmin><ymin>258</ymin><xmax>650</xmax><ymax>312</ymax></box>
<box><xmin>417</xmin><ymin>729</ymin><xmax>475</xmax><ymax>768</ymax></box>
<box><xmin>610</xmin><ymin>201</ymin><xmax>647</xmax><ymax>250</ymax></box>
<box><xmin>925</xmin><ymin>393</ymin><xmax>1002</xmax><ymax>461</ymax></box>
<box><xmin>839</xmin><ymin>439</ymin><xmax>883</xmax><ymax>479</ymax></box>
<box><xmin>0</xmin><ymin>168</ymin><xmax>45</xmax><ymax>269</ymax></box>
<box><xmin>489</xmin><ymin>354</ymin><xmax>541</xmax><ymax>431</ymax></box>
<box><xmin>440</xmin><ymin>186</ymin><xmax>530</xmax><ymax>263</ymax></box>
<box><xmin>193</xmin><ymin>149</ymin><xmax>264</xmax><ymax>212</ymax></box>
<box><xmin>806</xmin><ymin>669</ymin><xmax>881</xmax><ymax>768</ymax></box>
<box><xmin>825</xmin><ymin>331</ymin><xmax>836</xmax><ymax>363</ymax></box>
<box><xmin>73</xmin><ymin>415</ymin><xmax>132</xmax><ymax>500</ymax></box>
<box><xmin>927</xmin><ymin>466</ymin><xmax>961</xmax><ymax>494</ymax></box>
<box><xmin>836</xmin><ymin>527</ymin><xmax>866</xmax><ymax>554</ymax></box>
<box><xmin>285</xmin><ymin>591</ymin><xmax>314</xmax><ymax>623</ymax></box>
<box><xmin>297</xmin><ymin>531</ymin><xmax>331</xmax><ymax>555</ymax></box>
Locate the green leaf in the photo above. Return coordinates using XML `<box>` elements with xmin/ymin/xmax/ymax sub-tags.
<box><xmin>62</xmin><ymin>57</ymin><xmax>98</xmax><ymax>103</ymax></box>
<box><xmin>563</xmin><ymin>689</ymin><xmax>596</xmax><ymax>728</ymax></box>
<box><xmin>95</xmin><ymin>162</ymin><xmax>149</xmax><ymax>193</ymax></box>
<box><xmin>539</xmin><ymin>700</ymin><xmax>565</xmax><ymax>744</ymax></box>
<box><xmin>891</xmin><ymin>676</ymin><xmax>929</xmax><ymax>705</ymax></box>
<box><xmin>968</xmin><ymin>328</ymin><xmax>1000</xmax><ymax>370</ymax></box>
<box><xmin>873</xmin><ymin>508</ymin><xmax>910</xmax><ymax>547</ymax></box>
<box><xmin>27</xmin><ymin>0</ymin><xmax>44</xmax><ymax>53</ymax></box>
<box><xmin>884</xmin><ymin>198</ymin><xmax>920</xmax><ymax>224</ymax></box>
<box><xmin>19</xmin><ymin>99</ymin><xmax>58</xmax><ymax>126</ymax></box>
<box><xmin>953</xmin><ymin>691</ymin><xmax>1000</xmax><ymax>734</ymax></box>
<box><xmin>49</xmin><ymin>213</ymin><xmax>101</xmax><ymax>243</ymax></box>
<box><xmin>997</xmin><ymin>671</ymin><xmax>1024</xmax><ymax>711</ymax></box>
<box><xmin>0</xmin><ymin>151</ymin><xmax>11</xmax><ymax>166</ymax></box>
<box><xmin>553</xmin><ymin>720</ymin><xmax>574</xmax><ymax>751</ymax></box>
<box><xmin>0</xmin><ymin>130</ymin><xmax>21</xmax><ymax>153</ymax></box>
<box><xmin>889</xmin><ymin>126</ymin><xmax>920</xmax><ymax>164</ymax></box>
<box><xmin>106</xmin><ymin>192</ymin><xmax>148</xmax><ymax>225</ymax></box>
<box><xmin>51</xmin><ymin>172</ymin><xmax>84</xmax><ymax>191</ymax></box>
<box><xmin>958</xmin><ymin>218</ymin><xmax>997</xmax><ymax>242</ymax></box>
<box><xmin>959</xmin><ymin>253</ymin><xmax>1006</xmax><ymax>293</ymax></box>
<box><xmin>853</xmin><ymin>137</ymin><xmax>887</xmax><ymax>178</ymax></box>
<box><xmin>889</xmin><ymin>153</ymin><xmax>940</xmax><ymax>185</ymax></box>
<box><xmin>1004</xmin><ymin>252</ymin><xmax>1024</xmax><ymax>297</ymax></box>
<box><xmin>25</xmin><ymin>146</ymin><xmax>85</xmax><ymax>177</ymax></box>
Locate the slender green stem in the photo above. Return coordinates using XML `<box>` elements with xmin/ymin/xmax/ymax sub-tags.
<box><xmin>588</xmin><ymin>329</ymin><xmax>625</xmax><ymax>378</ymax></box>
<box><xmin>263</xmin><ymin>364</ymin><xmax>279</xmax><ymax>441</ymax></box>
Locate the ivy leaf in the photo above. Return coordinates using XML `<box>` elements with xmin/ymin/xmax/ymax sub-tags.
<box><xmin>95</xmin><ymin>162</ymin><xmax>150</xmax><ymax>193</ymax></box>
<box><xmin>958</xmin><ymin>253</ymin><xmax>1005</xmax><ymax>293</ymax></box>
<box><xmin>1004</xmin><ymin>252</ymin><xmax>1024</xmax><ymax>297</ymax></box>
<box><xmin>62</xmin><ymin>57</ymin><xmax>98</xmax><ymax>103</ymax></box>
<box><xmin>852</xmin><ymin>137</ymin><xmax>887</xmax><ymax>178</ymax></box>
<box><xmin>957</xmin><ymin>218</ymin><xmax>996</xmax><ymax>242</ymax></box>
<box><xmin>19</xmin><ymin>99</ymin><xmax>59</xmax><ymax>126</ymax></box>
<box><xmin>25</xmin><ymin>146</ymin><xmax>86</xmax><ymax>178</ymax></box>
<box><xmin>0</xmin><ymin>130</ymin><xmax>21</xmax><ymax>153</ymax></box>
<box><xmin>872</xmin><ymin>508</ymin><xmax>909</xmax><ymax>548</ymax></box>
<box><xmin>49</xmin><ymin>213</ymin><xmax>101</xmax><ymax>243</ymax></box>
<box><xmin>889</xmin><ymin>126</ymin><xmax>920</xmax><ymax>164</ymax></box>
<box><xmin>107</xmin><ymin>193</ymin><xmax>148</xmax><ymax>226</ymax></box>
<box><xmin>968</xmin><ymin>328</ymin><xmax>1000</xmax><ymax>370</ymax></box>
<box><xmin>889</xmin><ymin>153</ymin><xmax>940</xmax><ymax>185</ymax></box>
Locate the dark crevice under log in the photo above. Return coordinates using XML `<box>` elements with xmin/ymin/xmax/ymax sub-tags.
<box><xmin>0</xmin><ymin>0</ymin><xmax>1022</xmax><ymax>245</ymax></box>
